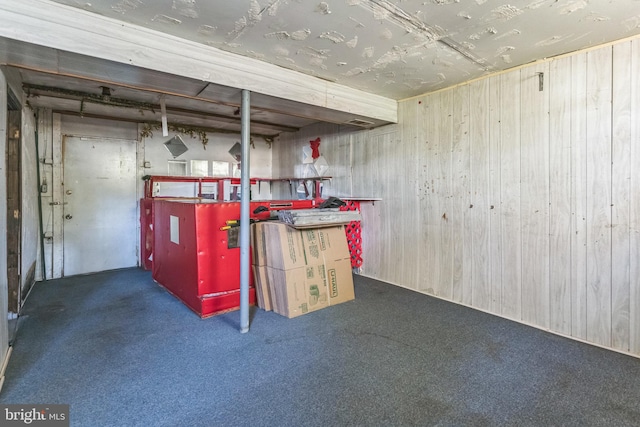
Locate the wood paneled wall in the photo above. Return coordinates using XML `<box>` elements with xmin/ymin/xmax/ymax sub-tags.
<box><xmin>0</xmin><ymin>70</ymin><xmax>12</xmax><ymax>381</ymax></box>
<box><xmin>273</xmin><ymin>39</ymin><xmax>640</xmax><ymax>357</ymax></box>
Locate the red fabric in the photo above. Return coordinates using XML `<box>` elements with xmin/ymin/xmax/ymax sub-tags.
<box><xmin>310</xmin><ymin>137</ymin><xmax>321</xmax><ymax>159</ymax></box>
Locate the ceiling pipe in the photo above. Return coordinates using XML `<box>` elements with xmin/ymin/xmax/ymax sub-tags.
<box><xmin>11</xmin><ymin>64</ymin><xmax>333</xmax><ymax>126</ymax></box>
<box><xmin>22</xmin><ymin>83</ymin><xmax>299</xmax><ymax>133</ymax></box>
<box><xmin>240</xmin><ymin>89</ymin><xmax>251</xmax><ymax>334</ymax></box>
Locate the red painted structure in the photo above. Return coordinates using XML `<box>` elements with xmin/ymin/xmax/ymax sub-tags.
<box><xmin>141</xmin><ymin>176</ymin><xmax>330</xmax><ymax>270</ymax></box>
<box><xmin>141</xmin><ymin>175</ymin><xmax>365</xmax><ymax>317</ymax></box>
<box><xmin>149</xmin><ymin>197</ymin><xmax>316</xmax><ymax>318</ymax></box>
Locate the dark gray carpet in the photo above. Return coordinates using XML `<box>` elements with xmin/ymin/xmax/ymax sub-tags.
<box><xmin>1</xmin><ymin>268</ymin><xmax>639</xmax><ymax>427</ymax></box>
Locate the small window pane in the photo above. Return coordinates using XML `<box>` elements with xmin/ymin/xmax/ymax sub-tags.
<box><xmin>190</xmin><ymin>160</ymin><xmax>208</xmax><ymax>177</ymax></box>
<box><xmin>211</xmin><ymin>161</ymin><xmax>231</xmax><ymax>177</ymax></box>
<box><xmin>168</xmin><ymin>160</ymin><xmax>187</xmax><ymax>176</ymax></box>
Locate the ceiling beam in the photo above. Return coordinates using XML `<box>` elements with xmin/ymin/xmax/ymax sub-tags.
<box><xmin>0</xmin><ymin>0</ymin><xmax>397</xmax><ymax>124</ymax></box>
<box><xmin>23</xmin><ymin>84</ymin><xmax>300</xmax><ymax>133</ymax></box>
<box><xmin>53</xmin><ymin>110</ymin><xmax>280</xmax><ymax>142</ymax></box>
<box><xmin>8</xmin><ymin>63</ymin><xmax>314</xmax><ymax>126</ymax></box>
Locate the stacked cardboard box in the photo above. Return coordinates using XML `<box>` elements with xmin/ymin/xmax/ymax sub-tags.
<box><xmin>251</xmin><ymin>221</ymin><xmax>355</xmax><ymax>318</ymax></box>
<box><xmin>251</xmin><ymin>222</ymin><xmax>272</xmax><ymax>311</ymax></box>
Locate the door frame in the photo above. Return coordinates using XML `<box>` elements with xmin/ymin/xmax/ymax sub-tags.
<box><xmin>6</xmin><ymin>91</ymin><xmax>21</xmax><ymax>315</ymax></box>
<box><xmin>39</xmin><ymin>114</ymin><xmax>144</xmax><ymax>279</ymax></box>
<box><xmin>60</xmin><ymin>134</ymin><xmax>140</xmax><ymax>277</ymax></box>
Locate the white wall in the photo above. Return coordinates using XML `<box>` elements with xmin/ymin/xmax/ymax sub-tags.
<box><xmin>21</xmin><ymin>107</ymin><xmax>38</xmax><ymax>290</ymax></box>
<box><xmin>62</xmin><ymin>115</ymin><xmax>138</xmax><ymax>140</ymax></box>
<box><xmin>274</xmin><ymin>37</ymin><xmax>640</xmax><ymax>359</ymax></box>
<box><xmin>272</xmin><ymin>124</ymin><xmax>362</xmax><ymax>200</ymax></box>
<box><xmin>0</xmin><ymin>69</ymin><xmax>11</xmax><ymax>379</ymax></box>
<box><xmin>142</xmin><ymin>128</ymin><xmax>273</xmax><ymax>199</ymax></box>
<box><xmin>35</xmin><ymin>112</ymin><xmax>274</xmax><ymax>278</ymax></box>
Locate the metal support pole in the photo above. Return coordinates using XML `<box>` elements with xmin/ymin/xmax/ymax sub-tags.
<box><xmin>239</xmin><ymin>89</ymin><xmax>251</xmax><ymax>333</ymax></box>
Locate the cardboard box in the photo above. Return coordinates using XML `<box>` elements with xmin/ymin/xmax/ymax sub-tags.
<box><xmin>255</xmin><ymin>221</ymin><xmax>355</xmax><ymax>317</ymax></box>
<box><xmin>301</xmin><ymin>226</ymin><xmax>350</xmax><ymax>264</ymax></box>
<box><xmin>266</xmin><ymin>260</ymin><xmax>354</xmax><ymax>316</ymax></box>
<box><xmin>252</xmin><ymin>266</ymin><xmax>264</xmax><ymax>308</ymax></box>
<box><xmin>252</xmin><ymin>265</ymin><xmax>272</xmax><ymax>311</ymax></box>
<box><xmin>324</xmin><ymin>258</ymin><xmax>355</xmax><ymax>306</ymax></box>
<box><xmin>267</xmin><ymin>264</ymin><xmax>329</xmax><ymax>318</ymax></box>
<box><xmin>251</xmin><ymin>222</ymin><xmax>268</xmax><ymax>266</ymax></box>
<box><xmin>266</xmin><ymin>266</ymin><xmax>284</xmax><ymax>316</ymax></box>
<box><xmin>262</xmin><ymin>222</ymin><xmax>307</xmax><ymax>270</ymax></box>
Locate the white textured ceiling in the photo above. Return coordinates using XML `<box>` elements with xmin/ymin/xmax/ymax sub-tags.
<box><xmin>49</xmin><ymin>0</ymin><xmax>640</xmax><ymax>100</ymax></box>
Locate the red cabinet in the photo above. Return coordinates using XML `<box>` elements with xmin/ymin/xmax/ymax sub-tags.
<box><xmin>151</xmin><ymin>198</ymin><xmax>316</xmax><ymax>317</ymax></box>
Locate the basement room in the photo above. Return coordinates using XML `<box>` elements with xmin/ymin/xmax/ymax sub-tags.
<box><xmin>1</xmin><ymin>0</ymin><xmax>640</xmax><ymax>426</ymax></box>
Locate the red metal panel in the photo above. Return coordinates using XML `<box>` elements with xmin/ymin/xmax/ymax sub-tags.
<box><xmin>192</xmin><ymin>199</ymin><xmax>319</xmax><ymax>296</ymax></box>
<box><xmin>143</xmin><ymin>198</ymin><xmax>317</xmax><ymax>275</ymax></box>
<box><xmin>150</xmin><ymin>198</ymin><xmax>322</xmax><ymax>317</ymax></box>
<box><xmin>195</xmin><ymin>201</ymin><xmax>247</xmax><ymax>295</ymax></box>
<box><xmin>152</xmin><ymin>200</ymin><xmax>202</xmax><ymax>314</ymax></box>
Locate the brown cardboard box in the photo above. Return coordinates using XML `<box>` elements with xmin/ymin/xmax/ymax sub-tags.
<box><xmin>262</xmin><ymin>222</ymin><xmax>307</xmax><ymax>270</ymax></box>
<box><xmin>251</xmin><ymin>265</ymin><xmax>264</xmax><ymax>308</ymax></box>
<box><xmin>267</xmin><ymin>264</ymin><xmax>329</xmax><ymax>318</ymax></box>
<box><xmin>251</xmin><ymin>223</ymin><xmax>271</xmax><ymax>311</ymax></box>
<box><xmin>324</xmin><ymin>258</ymin><xmax>355</xmax><ymax>306</ymax></box>
<box><xmin>251</xmin><ymin>222</ymin><xmax>268</xmax><ymax>266</ymax></box>
<box><xmin>258</xmin><ymin>222</ymin><xmax>355</xmax><ymax>317</ymax></box>
<box><xmin>300</xmin><ymin>225</ymin><xmax>350</xmax><ymax>264</ymax></box>
<box><xmin>266</xmin><ymin>266</ymin><xmax>279</xmax><ymax>314</ymax></box>
<box><xmin>252</xmin><ymin>265</ymin><xmax>272</xmax><ymax>311</ymax></box>
<box><xmin>301</xmin><ymin>225</ymin><xmax>354</xmax><ymax>307</ymax></box>
<box><xmin>267</xmin><ymin>260</ymin><xmax>354</xmax><ymax>316</ymax></box>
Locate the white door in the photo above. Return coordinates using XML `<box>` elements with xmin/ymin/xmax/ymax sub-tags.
<box><xmin>63</xmin><ymin>136</ymin><xmax>138</xmax><ymax>276</ymax></box>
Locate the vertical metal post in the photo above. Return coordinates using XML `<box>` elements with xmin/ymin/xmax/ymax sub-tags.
<box><xmin>240</xmin><ymin>89</ymin><xmax>251</xmax><ymax>333</ymax></box>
